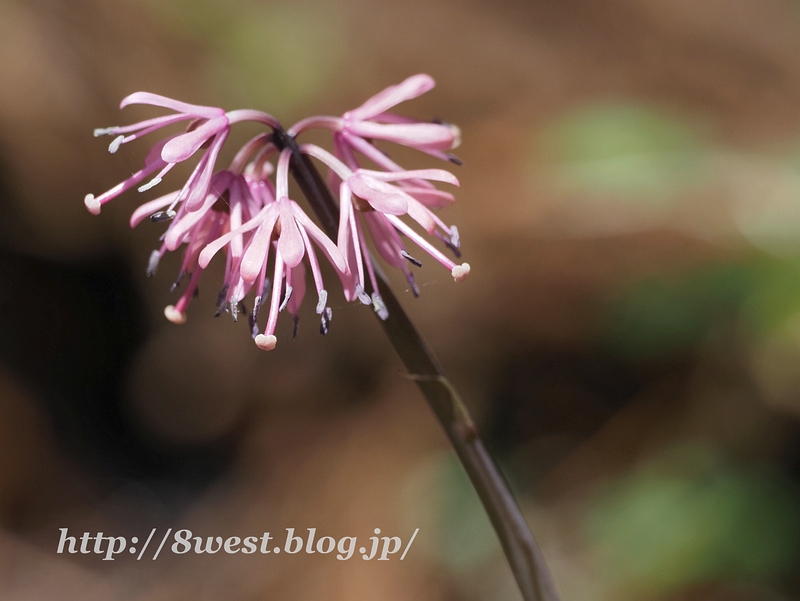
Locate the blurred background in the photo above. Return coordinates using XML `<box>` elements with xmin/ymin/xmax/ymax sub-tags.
<box><xmin>1</xmin><ymin>0</ymin><xmax>799</xmax><ymax>599</ymax></box>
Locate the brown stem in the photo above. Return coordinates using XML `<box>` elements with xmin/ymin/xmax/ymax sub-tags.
<box><xmin>273</xmin><ymin>127</ymin><xmax>561</xmax><ymax>601</ymax></box>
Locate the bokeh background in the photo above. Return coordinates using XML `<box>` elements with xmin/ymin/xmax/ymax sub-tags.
<box><xmin>1</xmin><ymin>0</ymin><xmax>800</xmax><ymax>599</ymax></box>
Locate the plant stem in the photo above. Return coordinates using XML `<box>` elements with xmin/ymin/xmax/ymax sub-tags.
<box><xmin>273</xmin><ymin>126</ymin><xmax>561</xmax><ymax>601</ymax></box>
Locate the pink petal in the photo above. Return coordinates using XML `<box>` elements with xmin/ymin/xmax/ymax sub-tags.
<box><xmin>339</xmin><ymin>232</ymin><xmax>360</xmax><ymax>303</ymax></box>
<box><xmin>143</xmin><ymin>138</ymin><xmax>170</xmax><ymax>165</ymax></box>
<box><xmin>406</xmin><ymin>198</ymin><xmax>436</xmax><ymax>234</ymax></box>
<box><xmin>240</xmin><ymin>217</ymin><xmax>276</xmax><ymax>283</ymax></box>
<box><xmin>277</xmin><ymin>198</ymin><xmax>305</xmax><ymax>268</ymax></box>
<box><xmin>99</xmin><ymin>113</ymin><xmax>192</xmax><ymax>137</ymax></box>
<box><xmin>337</xmin><ymin>181</ymin><xmax>352</xmax><ymax>245</ymax></box>
<box><xmin>120</xmin><ymin>92</ymin><xmax>224</xmax><ymax>119</ymax></box>
<box><xmin>205</xmin><ymin>169</ymin><xmax>235</xmax><ymax>200</ymax></box>
<box><xmin>400</xmin><ymin>186</ymin><xmax>456</xmax><ymax>207</ymax></box>
<box><xmin>369</xmin><ymin>113</ymin><xmax>418</xmax><ymax>124</ymax></box>
<box><xmin>347</xmin><ymin>175</ymin><xmax>409</xmax><ymax>215</ymax></box>
<box><xmin>346</xmin><ymin>122</ymin><xmax>454</xmax><ymax>151</ymax></box>
<box><xmin>347</xmin><ymin>74</ymin><xmax>435</xmax><ymax>121</ymax></box>
<box><xmin>286</xmin><ymin>262</ymin><xmax>307</xmax><ymax>316</ymax></box>
<box><xmin>161</xmin><ymin>116</ymin><xmax>229</xmax><ymax>163</ymax></box>
<box><xmin>359</xmin><ymin>168</ymin><xmax>459</xmax><ymax>187</ymax></box>
<box><xmin>227</xmin><ymin>177</ymin><xmax>249</xmax><ymax>259</ymax></box>
<box><xmin>363</xmin><ymin>212</ymin><xmax>406</xmax><ymax>269</ymax></box>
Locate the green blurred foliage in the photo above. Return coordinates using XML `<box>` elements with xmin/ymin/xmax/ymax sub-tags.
<box><xmin>603</xmin><ymin>255</ymin><xmax>800</xmax><ymax>361</ymax></box>
<box><xmin>434</xmin><ymin>455</ymin><xmax>500</xmax><ymax>572</ymax></box>
<box><xmin>404</xmin><ymin>453</ymin><xmax>499</xmax><ymax>574</ymax></box>
<box><xmin>739</xmin><ymin>256</ymin><xmax>800</xmax><ymax>335</ymax></box>
<box><xmin>602</xmin><ymin>263</ymin><xmax>757</xmax><ymax>361</ymax></box>
<box><xmin>731</xmin><ymin>145</ymin><xmax>800</xmax><ymax>255</ymax></box>
<box><xmin>209</xmin><ymin>4</ymin><xmax>346</xmax><ymax>116</ymax></box>
<box><xmin>586</xmin><ymin>444</ymin><xmax>800</xmax><ymax>598</ymax></box>
<box><xmin>538</xmin><ymin>104</ymin><xmax>709</xmax><ymax>204</ymax></box>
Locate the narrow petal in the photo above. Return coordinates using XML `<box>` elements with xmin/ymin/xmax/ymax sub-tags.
<box><xmin>400</xmin><ymin>186</ymin><xmax>456</xmax><ymax>207</ymax></box>
<box><xmin>240</xmin><ymin>209</ymin><xmax>279</xmax><ymax>282</ymax></box>
<box><xmin>363</xmin><ymin>212</ymin><xmax>406</xmax><ymax>269</ymax></box>
<box><xmin>340</xmin><ymin>132</ymin><xmax>430</xmax><ymax>184</ymax></box>
<box><xmin>227</xmin><ymin>177</ymin><xmax>248</xmax><ymax>259</ymax></box>
<box><xmin>347</xmin><ymin>74</ymin><xmax>435</xmax><ymax>121</ymax></box>
<box><xmin>337</xmin><ymin>182</ymin><xmax>353</xmax><ymax>252</ymax></box>
<box><xmin>96</xmin><ymin>113</ymin><xmax>192</xmax><ymax>137</ymax></box>
<box><xmin>262</xmin><ymin>253</ymin><xmax>285</xmax><ymax>338</ymax></box>
<box><xmin>359</xmin><ymin>168</ymin><xmax>459</xmax><ymax>187</ymax></box>
<box><xmin>161</xmin><ymin>116</ymin><xmax>229</xmax><ymax>163</ymax></box>
<box><xmin>346</xmin><ymin>122</ymin><xmax>454</xmax><ymax>151</ymax></box>
<box><xmin>406</xmin><ymin>198</ymin><xmax>436</xmax><ymax>233</ymax></box>
<box><xmin>342</xmin><ymin>132</ymin><xmax>457</xmax><ymax>195</ymax></box>
<box><xmin>277</xmin><ymin>198</ymin><xmax>305</xmax><ymax>268</ymax></box>
<box><xmin>120</xmin><ymin>92</ymin><xmax>224</xmax><ymax>119</ymax></box>
<box><xmin>224</xmin><ymin>109</ymin><xmax>280</xmax><ymax>128</ymax></box>
<box><xmin>347</xmin><ymin>175</ymin><xmax>409</xmax><ymax>215</ymax></box>
<box><xmin>287</xmin><ymin>261</ymin><xmax>307</xmax><ymax>316</ymax></box>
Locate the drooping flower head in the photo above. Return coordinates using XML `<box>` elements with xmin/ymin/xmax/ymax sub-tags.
<box><xmin>85</xmin><ymin>75</ymin><xmax>468</xmax><ymax>350</ymax></box>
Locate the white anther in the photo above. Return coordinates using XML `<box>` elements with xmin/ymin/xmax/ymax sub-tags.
<box><xmin>108</xmin><ymin>135</ymin><xmax>125</xmax><ymax>154</ymax></box>
<box><xmin>451</xmin><ymin>263</ymin><xmax>470</xmax><ymax>282</ymax></box>
<box><xmin>316</xmin><ymin>290</ymin><xmax>328</xmax><ymax>314</ymax></box>
<box><xmin>255</xmin><ymin>334</ymin><xmax>277</xmax><ymax>351</ymax></box>
<box><xmin>138</xmin><ymin>177</ymin><xmax>162</xmax><ymax>193</ymax></box>
<box><xmin>355</xmin><ymin>284</ymin><xmax>371</xmax><ymax>305</ymax></box>
<box><xmin>371</xmin><ymin>293</ymin><xmax>389</xmax><ymax>320</ymax></box>
<box><xmin>164</xmin><ymin>305</ymin><xmax>187</xmax><ymax>324</ymax></box>
<box><xmin>447</xmin><ymin>123</ymin><xmax>462</xmax><ymax>150</ymax></box>
<box><xmin>449</xmin><ymin>225</ymin><xmax>460</xmax><ymax>248</ymax></box>
<box><xmin>279</xmin><ymin>285</ymin><xmax>293</xmax><ymax>312</ymax></box>
<box><xmin>84</xmin><ymin>194</ymin><xmax>101</xmax><ymax>215</ymax></box>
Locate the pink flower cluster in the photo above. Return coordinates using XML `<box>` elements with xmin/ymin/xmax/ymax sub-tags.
<box><xmin>87</xmin><ymin>75</ymin><xmax>469</xmax><ymax>350</ymax></box>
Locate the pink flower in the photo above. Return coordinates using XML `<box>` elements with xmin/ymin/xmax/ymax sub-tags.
<box><xmin>86</xmin><ymin>75</ymin><xmax>468</xmax><ymax>350</ymax></box>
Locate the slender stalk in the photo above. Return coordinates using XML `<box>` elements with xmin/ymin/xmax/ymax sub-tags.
<box><xmin>272</xmin><ymin>126</ymin><xmax>560</xmax><ymax>601</ymax></box>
